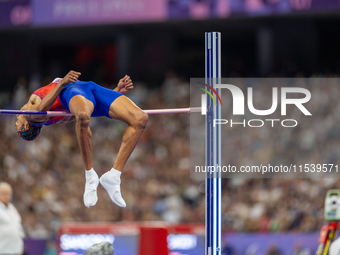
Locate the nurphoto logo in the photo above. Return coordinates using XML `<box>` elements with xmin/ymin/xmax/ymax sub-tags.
<box><xmin>199</xmin><ymin>83</ymin><xmax>312</xmax><ymax>127</ymax></box>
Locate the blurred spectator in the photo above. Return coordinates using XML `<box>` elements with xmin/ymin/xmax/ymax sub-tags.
<box><xmin>0</xmin><ymin>182</ymin><xmax>25</xmax><ymax>255</ymax></box>
<box><xmin>266</xmin><ymin>243</ymin><xmax>282</xmax><ymax>255</ymax></box>
<box><xmin>293</xmin><ymin>241</ymin><xmax>310</xmax><ymax>255</ymax></box>
<box><xmin>43</xmin><ymin>240</ymin><xmax>57</xmax><ymax>255</ymax></box>
<box><xmin>222</xmin><ymin>239</ymin><xmax>236</xmax><ymax>255</ymax></box>
<box><xmin>12</xmin><ymin>77</ymin><xmax>28</xmax><ymax>110</ymax></box>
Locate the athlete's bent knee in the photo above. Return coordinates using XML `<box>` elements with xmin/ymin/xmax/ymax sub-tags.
<box><xmin>76</xmin><ymin>111</ymin><xmax>91</xmax><ymax>126</ymax></box>
<box><xmin>133</xmin><ymin>111</ymin><xmax>148</xmax><ymax>129</ymax></box>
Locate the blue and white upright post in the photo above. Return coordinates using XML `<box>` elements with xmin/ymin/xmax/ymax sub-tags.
<box><xmin>205</xmin><ymin>32</ymin><xmax>222</xmax><ymax>255</ymax></box>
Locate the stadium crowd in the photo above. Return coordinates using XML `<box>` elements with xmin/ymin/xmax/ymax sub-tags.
<box><xmin>0</xmin><ymin>72</ymin><xmax>339</xmax><ymax>240</ymax></box>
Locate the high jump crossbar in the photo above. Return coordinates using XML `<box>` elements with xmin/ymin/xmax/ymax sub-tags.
<box><xmin>0</xmin><ymin>107</ymin><xmax>202</xmax><ymax>116</ymax></box>
<box><xmin>205</xmin><ymin>32</ymin><xmax>222</xmax><ymax>255</ymax></box>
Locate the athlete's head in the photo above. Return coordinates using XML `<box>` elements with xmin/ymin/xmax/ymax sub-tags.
<box><xmin>15</xmin><ymin>115</ymin><xmax>42</xmax><ymax>141</ymax></box>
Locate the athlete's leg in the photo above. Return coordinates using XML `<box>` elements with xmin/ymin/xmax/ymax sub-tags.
<box><xmin>68</xmin><ymin>95</ymin><xmax>99</xmax><ymax>208</ymax></box>
<box><xmin>108</xmin><ymin>95</ymin><xmax>148</xmax><ymax>171</ymax></box>
<box><xmin>68</xmin><ymin>95</ymin><xmax>94</xmax><ymax>170</ymax></box>
<box><xmin>99</xmin><ymin>95</ymin><xmax>147</xmax><ymax>208</ymax></box>
<box><xmin>89</xmin><ymin>82</ymin><xmax>147</xmax><ymax>170</ymax></box>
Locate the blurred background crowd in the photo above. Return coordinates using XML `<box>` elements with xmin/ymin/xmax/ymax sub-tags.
<box><xmin>1</xmin><ymin>72</ymin><xmax>340</xmax><ymax>240</ymax></box>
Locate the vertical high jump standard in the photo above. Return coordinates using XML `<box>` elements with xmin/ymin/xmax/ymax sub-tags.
<box><xmin>205</xmin><ymin>32</ymin><xmax>222</xmax><ymax>255</ymax></box>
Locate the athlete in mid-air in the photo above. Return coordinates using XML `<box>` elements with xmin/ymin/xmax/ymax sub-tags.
<box><xmin>15</xmin><ymin>70</ymin><xmax>148</xmax><ymax>208</ymax></box>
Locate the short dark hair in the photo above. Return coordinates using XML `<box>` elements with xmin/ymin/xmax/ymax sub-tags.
<box><xmin>84</xmin><ymin>242</ymin><xmax>114</xmax><ymax>255</ymax></box>
<box><xmin>17</xmin><ymin>124</ymin><xmax>42</xmax><ymax>141</ymax></box>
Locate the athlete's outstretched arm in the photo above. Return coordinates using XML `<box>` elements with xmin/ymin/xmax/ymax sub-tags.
<box><xmin>20</xmin><ymin>70</ymin><xmax>80</xmax><ymax>123</ymax></box>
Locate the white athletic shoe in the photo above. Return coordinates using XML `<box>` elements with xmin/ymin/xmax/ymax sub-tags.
<box><xmin>99</xmin><ymin>169</ymin><xmax>126</xmax><ymax>208</ymax></box>
<box><xmin>84</xmin><ymin>170</ymin><xmax>99</xmax><ymax>208</ymax></box>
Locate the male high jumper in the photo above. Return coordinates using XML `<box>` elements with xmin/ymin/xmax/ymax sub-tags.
<box><xmin>15</xmin><ymin>70</ymin><xmax>148</xmax><ymax>208</ymax></box>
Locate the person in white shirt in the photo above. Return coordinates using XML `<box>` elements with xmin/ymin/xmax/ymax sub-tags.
<box><xmin>0</xmin><ymin>182</ymin><xmax>24</xmax><ymax>255</ymax></box>
<box><xmin>330</xmin><ymin>236</ymin><xmax>340</xmax><ymax>255</ymax></box>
